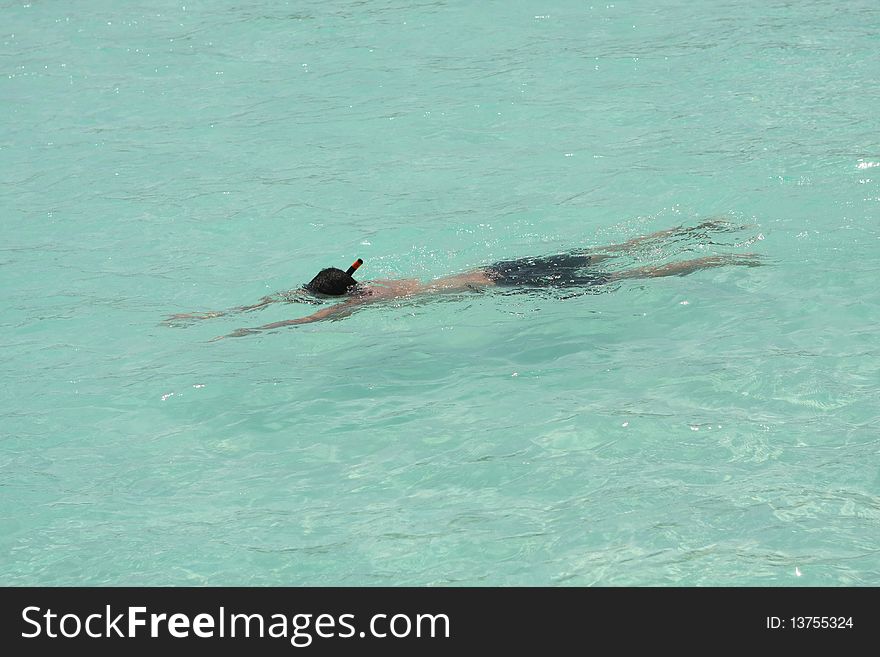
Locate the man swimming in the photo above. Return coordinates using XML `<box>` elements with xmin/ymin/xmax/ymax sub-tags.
<box><xmin>165</xmin><ymin>220</ymin><xmax>764</xmax><ymax>338</ymax></box>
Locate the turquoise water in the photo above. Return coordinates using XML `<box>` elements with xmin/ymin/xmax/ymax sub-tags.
<box><xmin>3</xmin><ymin>0</ymin><xmax>879</xmax><ymax>586</ymax></box>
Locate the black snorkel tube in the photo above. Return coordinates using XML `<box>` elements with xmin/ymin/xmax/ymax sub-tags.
<box><xmin>346</xmin><ymin>258</ymin><xmax>364</xmax><ymax>277</ymax></box>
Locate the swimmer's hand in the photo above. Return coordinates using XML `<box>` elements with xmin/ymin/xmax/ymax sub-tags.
<box><xmin>210</xmin><ymin>327</ymin><xmax>259</xmax><ymax>341</ymax></box>
<box><xmin>164</xmin><ymin>311</ymin><xmax>223</xmax><ymax>324</ymax></box>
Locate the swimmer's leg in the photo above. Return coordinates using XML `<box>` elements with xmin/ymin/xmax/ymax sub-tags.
<box><xmin>587</xmin><ymin>226</ymin><xmax>689</xmax><ymax>254</ymax></box>
<box><xmin>610</xmin><ymin>254</ymin><xmax>765</xmax><ymax>280</ymax></box>
<box><xmin>583</xmin><ymin>219</ymin><xmax>747</xmax><ymax>255</ymax></box>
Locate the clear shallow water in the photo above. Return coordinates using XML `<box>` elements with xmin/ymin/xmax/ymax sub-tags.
<box><xmin>2</xmin><ymin>0</ymin><xmax>879</xmax><ymax>585</ymax></box>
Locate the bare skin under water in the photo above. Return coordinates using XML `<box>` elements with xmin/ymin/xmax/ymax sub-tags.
<box><xmin>165</xmin><ymin>220</ymin><xmax>765</xmax><ymax>339</ymax></box>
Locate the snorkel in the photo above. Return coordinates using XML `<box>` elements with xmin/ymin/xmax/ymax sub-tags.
<box><xmin>346</xmin><ymin>258</ymin><xmax>364</xmax><ymax>277</ymax></box>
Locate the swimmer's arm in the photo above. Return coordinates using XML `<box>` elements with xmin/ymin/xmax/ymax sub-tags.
<box><xmin>233</xmin><ymin>296</ymin><xmax>279</xmax><ymax>313</ymax></box>
<box><xmin>165</xmin><ymin>296</ymin><xmax>277</xmax><ymax>323</ymax></box>
<box><xmin>215</xmin><ymin>298</ymin><xmax>365</xmax><ymax>339</ymax></box>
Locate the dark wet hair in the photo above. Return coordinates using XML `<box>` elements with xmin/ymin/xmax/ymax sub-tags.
<box><xmin>305</xmin><ymin>267</ymin><xmax>359</xmax><ymax>296</ymax></box>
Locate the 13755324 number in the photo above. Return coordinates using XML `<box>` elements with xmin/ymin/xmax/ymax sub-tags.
<box><xmin>790</xmin><ymin>617</ymin><xmax>853</xmax><ymax>629</ymax></box>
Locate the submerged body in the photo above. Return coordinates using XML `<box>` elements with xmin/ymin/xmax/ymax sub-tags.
<box><xmin>352</xmin><ymin>253</ymin><xmax>610</xmax><ymax>302</ymax></box>
<box><xmin>164</xmin><ymin>220</ymin><xmax>765</xmax><ymax>339</ymax></box>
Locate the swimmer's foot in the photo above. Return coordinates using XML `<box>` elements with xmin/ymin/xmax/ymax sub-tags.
<box><xmin>727</xmin><ymin>253</ymin><xmax>767</xmax><ymax>267</ymax></box>
<box><xmin>687</xmin><ymin>253</ymin><xmax>767</xmax><ymax>269</ymax></box>
<box><xmin>695</xmin><ymin>218</ymin><xmax>733</xmax><ymax>231</ymax></box>
<box><xmin>681</xmin><ymin>219</ymin><xmax>761</xmax><ymax>248</ymax></box>
<box><xmin>693</xmin><ymin>218</ymin><xmax>758</xmax><ymax>234</ymax></box>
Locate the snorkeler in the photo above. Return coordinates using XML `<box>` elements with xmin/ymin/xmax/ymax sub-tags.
<box><xmin>165</xmin><ymin>220</ymin><xmax>764</xmax><ymax>338</ymax></box>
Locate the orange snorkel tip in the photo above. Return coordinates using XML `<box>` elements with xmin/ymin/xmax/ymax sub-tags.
<box><xmin>345</xmin><ymin>258</ymin><xmax>363</xmax><ymax>276</ymax></box>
